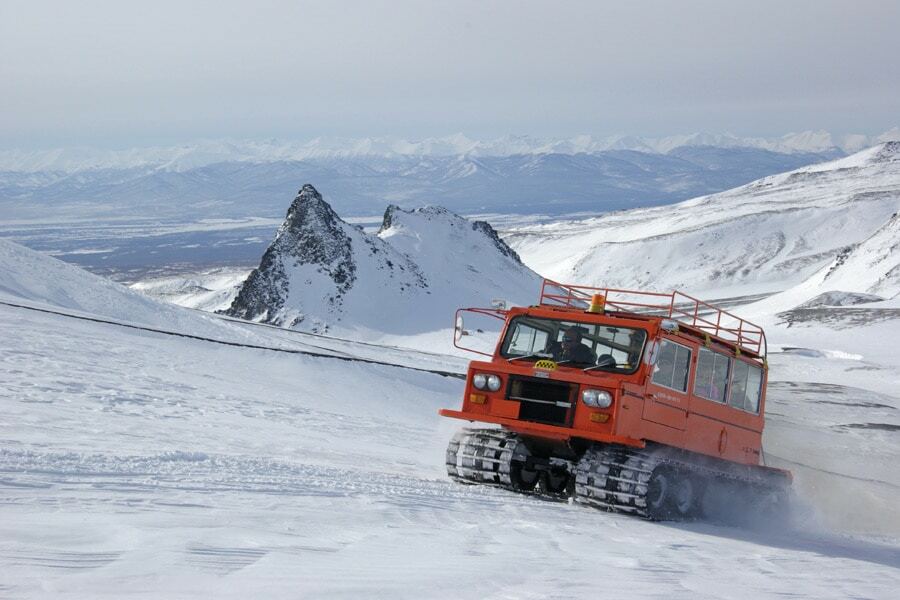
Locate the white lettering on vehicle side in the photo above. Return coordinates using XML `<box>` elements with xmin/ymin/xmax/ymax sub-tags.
<box><xmin>654</xmin><ymin>391</ymin><xmax>683</xmax><ymax>404</ymax></box>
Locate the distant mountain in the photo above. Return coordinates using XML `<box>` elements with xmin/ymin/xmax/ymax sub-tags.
<box><xmin>1</xmin><ymin>129</ymin><xmax>897</xmax><ymax>173</ymax></box>
<box><xmin>226</xmin><ymin>185</ymin><xmax>541</xmax><ymax>336</ymax></box>
<box><xmin>0</xmin><ymin>147</ymin><xmax>846</xmax><ymax>221</ymax></box>
<box><xmin>503</xmin><ymin>143</ymin><xmax>900</xmax><ymax>298</ymax></box>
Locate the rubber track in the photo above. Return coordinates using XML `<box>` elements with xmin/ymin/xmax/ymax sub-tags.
<box><xmin>447</xmin><ymin>429</ymin><xmax>792</xmax><ymax>519</ymax></box>
<box><xmin>446</xmin><ymin>428</ymin><xmax>525</xmax><ymax>488</ymax></box>
<box><xmin>0</xmin><ymin>300</ymin><xmax>464</xmax><ymax>379</ymax></box>
<box><xmin>575</xmin><ymin>444</ymin><xmax>790</xmax><ymax>520</ymax></box>
<box><xmin>574</xmin><ymin>446</ymin><xmax>656</xmax><ymax>517</ymax></box>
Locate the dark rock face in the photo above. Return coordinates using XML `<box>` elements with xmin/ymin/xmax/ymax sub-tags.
<box><xmin>227</xmin><ymin>184</ymin><xmax>357</xmax><ymax>326</ymax></box>
<box><xmin>470</xmin><ymin>219</ymin><xmax>523</xmax><ymax>264</ymax></box>
<box><xmin>378</xmin><ymin>204</ymin><xmax>400</xmax><ymax>233</ymax></box>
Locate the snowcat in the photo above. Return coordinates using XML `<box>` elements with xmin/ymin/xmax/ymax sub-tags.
<box><xmin>440</xmin><ymin>280</ymin><xmax>791</xmax><ymax>520</ymax></box>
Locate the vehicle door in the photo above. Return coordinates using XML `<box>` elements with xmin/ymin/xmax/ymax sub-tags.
<box><xmin>643</xmin><ymin>337</ymin><xmax>692</xmax><ymax>430</ymax></box>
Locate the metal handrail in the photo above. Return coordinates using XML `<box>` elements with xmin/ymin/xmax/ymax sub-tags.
<box><xmin>539</xmin><ymin>279</ymin><xmax>766</xmax><ymax>357</ymax></box>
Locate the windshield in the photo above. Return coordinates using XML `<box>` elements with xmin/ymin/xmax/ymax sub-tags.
<box><xmin>500</xmin><ymin>316</ymin><xmax>647</xmax><ymax>373</ymax></box>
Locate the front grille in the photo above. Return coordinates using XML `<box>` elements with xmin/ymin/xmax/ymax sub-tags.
<box><xmin>507</xmin><ymin>377</ymin><xmax>573</xmax><ymax>427</ymax></box>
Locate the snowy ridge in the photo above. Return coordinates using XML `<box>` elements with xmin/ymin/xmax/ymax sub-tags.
<box><xmin>0</xmin><ymin>237</ymin><xmax>233</xmax><ymax>338</ymax></box>
<box><xmin>818</xmin><ymin>212</ymin><xmax>900</xmax><ymax>297</ymax></box>
<box><xmin>504</xmin><ymin>143</ymin><xmax>900</xmax><ymax>297</ymax></box>
<box><xmin>744</xmin><ymin>210</ymin><xmax>900</xmax><ymax>316</ymax></box>
<box><xmin>1</xmin><ymin>128</ymin><xmax>897</xmax><ymax>173</ymax></box>
<box><xmin>227</xmin><ymin>185</ymin><xmax>542</xmax><ymax>336</ymax></box>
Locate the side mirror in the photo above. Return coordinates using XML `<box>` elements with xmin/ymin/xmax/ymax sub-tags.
<box><xmin>453</xmin><ymin>307</ymin><xmax>507</xmax><ymax>356</ymax></box>
<box><xmin>454</xmin><ymin>314</ymin><xmax>466</xmax><ymax>342</ymax></box>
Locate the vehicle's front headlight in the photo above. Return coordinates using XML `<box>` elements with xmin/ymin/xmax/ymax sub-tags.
<box><xmin>486</xmin><ymin>374</ymin><xmax>502</xmax><ymax>392</ymax></box>
<box><xmin>582</xmin><ymin>389</ymin><xmax>613</xmax><ymax>408</ymax></box>
<box><xmin>472</xmin><ymin>374</ymin><xmax>487</xmax><ymax>390</ymax></box>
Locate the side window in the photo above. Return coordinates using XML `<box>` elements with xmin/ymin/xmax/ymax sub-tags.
<box><xmin>695</xmin><ymin>348</ymin><xmax>730</xmax><ymax>403</ymax></box>
<box><xmin>651</xmin><ymin>339</ymin><xmax>692</xmax><ymax>392</ymax></box>
<box><xmin>729</xmin><ymin>360</ymin><xmax>763</xmax><ymax>413</ymax></box>
<box><xmin>744</xmin><ymin>365</ymin><xmax>763</xmax><ymax>413</ymax></box>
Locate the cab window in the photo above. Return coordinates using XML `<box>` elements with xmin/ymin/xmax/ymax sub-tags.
<box><xmin>499</xmin><ymin>316</ymin><xmax>646</xmax><ymax>373</ymax></box>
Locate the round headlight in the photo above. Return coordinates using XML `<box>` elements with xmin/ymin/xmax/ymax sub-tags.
<box><xmin>472</xmin><ymin>374</ymin><xmax>487</xmax><ymax>390</ymax></box>
<box><xmin>594</xmin><ymin>390</ymin><xmax>613</xmax><ymax>408</ymax></box>
<box><xmin>581</xmin><ymin>389</ymin><xmax>599</xmax><ymax>407</ymax></box>
<box><xmin>487</xmin><ymin>374</ymin><xmax>502</xmax><ymax>392</ymax></box>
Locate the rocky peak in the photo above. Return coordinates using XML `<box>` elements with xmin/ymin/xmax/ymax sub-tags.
<box><xmin>226</xmin><ymin>184</ymin><xmax>429</xmax><ymax>330</ymax></box>
<box><xmin>281</xmin><ymin>184</ymin><xmax>340</xmax><ymax>236</ymax></box>
<box><xmin>226</xmin><ymin>184</ymin><xmax>358</xmax><ymax>327</ymax></box>
<box><xmin>378</xmin><ymin>204</ymin><xmax>402</xmax><ymax>234</ymax></box>
<box><xmin>274</xmin><ymin>184</ymin><xmax>354</xmax><ymax>274</ymax></box>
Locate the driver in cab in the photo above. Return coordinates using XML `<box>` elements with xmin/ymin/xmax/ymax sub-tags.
<box><xmin>548</xmin><ymin>326</ymin><xmax>596</xmax><ymax>364</ymax></box>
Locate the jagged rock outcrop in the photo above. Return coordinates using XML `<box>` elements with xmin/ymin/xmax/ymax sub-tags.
<box><xmin>227</xmin><ymin>184</ymin><xmax>425</xmax><ymax>331</ymax></box>
<box><xmin>227</xmin><ymin>185</ymin><xmax>542</xmax><ymax>336</ymax></box>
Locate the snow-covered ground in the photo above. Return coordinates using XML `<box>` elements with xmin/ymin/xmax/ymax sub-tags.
<box><xmin>129</xmin><ymin>268</ymin><xmax>251</xmax><ymax>313</ymax></box>
<box><xmin>1</xmin><ymin>237</ymin><xmax>899</xmax><ymax>598</ymax></box>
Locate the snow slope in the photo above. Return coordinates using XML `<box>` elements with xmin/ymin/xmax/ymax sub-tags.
<box><xmin>0</xmin><ymin>237</ymin><xmax>236</xmax><ymax>339</ymax></box>
<box><xmin>0</xmin><ymin>237</ymin><xmax>468</xmax><ymax>374</ymax></box>
<box><xmin>504</xmin><ymin>143</ymin><xmax>900</xmax><ymax>297</ymax></box>
<box><xmin>809</xmin><ymin>212</ymin><xmax>899</xmax><ymax>298</ymax></box>
<box><xmin>2</xmin><ymin>239</ymin><xmax>899</xmax><ymax>598</ymax></box>
<box><xmin>129</xmin><ymin>267</ymin><xmax>252</xmax><ymax>313</ymax></box>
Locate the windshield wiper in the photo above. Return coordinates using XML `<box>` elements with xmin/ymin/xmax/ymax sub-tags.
<box><xmin>507</xmin><ymin>352</ymin><xmax>552</xmax><ymax>363</ymax></box>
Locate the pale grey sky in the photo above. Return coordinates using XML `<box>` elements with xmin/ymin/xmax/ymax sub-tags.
<box><xmin>1</xmin><ymin>0</ymin><xmax>898</xmax><ymax>148</ymax></box>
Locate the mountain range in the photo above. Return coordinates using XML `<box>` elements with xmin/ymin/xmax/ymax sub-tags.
<box><xmin>0</xmin><ymin>146</ymin><xmax>851</xmax><ymax>221</ymax></box>
<box><xmin>2</xmin><ymin>129</ymin><xmax>898</xmax><ymax>173</ymax></box>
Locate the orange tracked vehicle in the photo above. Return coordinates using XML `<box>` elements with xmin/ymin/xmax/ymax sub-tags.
<box><xmin>440</xmin><ymin>280</ymin><xmax>791</xmax><ymax>520</ymax></box>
